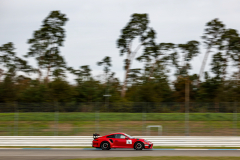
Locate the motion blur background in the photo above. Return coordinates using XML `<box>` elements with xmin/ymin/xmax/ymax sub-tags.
<box><xmin>1</xmin><ymin>0</ymin><xmax>240</xmax><ymax>137</ymax></box>
<box><xmin>0</xmin><ymin>103</ymin><xmax>240</xmax><ymax>136</ymax></box>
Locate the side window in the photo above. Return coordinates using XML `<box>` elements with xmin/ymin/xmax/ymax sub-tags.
<box><xmin>107</xmin><ymin>135</ymin><xmax>115</xmax><ymax>138</ymax></box>
<box><xmin>115</xmin><ymin>134</ymin><xmax>126</xmax><ymax>139</ymax></box>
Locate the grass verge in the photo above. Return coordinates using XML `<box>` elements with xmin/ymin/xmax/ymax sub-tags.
<box><xmin>1</xmin><ymin>113</ymin><xmax>239</xmax><ymax>136</ymax></box>
<box><xmin>0</xmin><ymin>113</ymin><xmax>239</xmax><ymax>121</ymax></box>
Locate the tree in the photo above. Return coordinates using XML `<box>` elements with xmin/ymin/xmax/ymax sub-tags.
<box><xmin>211</xmin><ymin>52</ymin><xmax>227</xmax><ymax>80</ymax></box>
<box><xmin>171</xmin><ymin>41</ymin><xmax>200</xmax><ymax>76</ymax></box>
<box><xmin>0</xmin><ymin>42</ymin><xmax>33</xmax><ymax>102</ymax></box>
<box><xmin>221</xmin><ymin>29</ymin><xmax>240</xmax><ymax>83</ymax></box>
<box><xmin>49</xmin><ymin>78</ymin><xmax>75</xmax><ymax>103</ymax></box>
<box><xmin>170</xmin><ymin>41</ymin><xmax>199</xmax><ymax>106</ymax></box>
<box><xmin>0</xmin><ymin>42</ymin><xmax>33</xmax><ymax>80</ymax></box>
<box><xmin>73</xmin><ymin>66</ymin><xmax>102</xmax><ymax>102</ymax></box>
<box><xmin>117</xmin><ymin>13</ymin><xmax>155</xmax><ymax>97</ymax></box>
<box><xmin>97</xmin><ymin>56</ymin><xmax>113</xmax><ymax>104</ymax></box>
<box><xmin>97</xmin><ymin>56</ymin><xmax>112</xmax><ymax>81</ymax></box>
<box><xmin>128</xmin><ymin>68</ymin><xmax>142</xmax><ymax>84</ymax></box>
<box><xmin>18</xmin><ymin>81</ymin><xmax>52</xmax><ymax>102</ymax></box>
<box><xmin>127</xmin><ymin>67</ymin><xmax>172</xmax><ymax>102</ymax></box>
<box><xmin>25</xmin><ymin>11</ymin><xmax>68</xmax><ymax>82</ymax></box>
<box><xmin>69</xmin><ymin>65</ymin><xmax>92</xmax><ymax>84</ymax></box>
<box><xmin>52</xmin><ymin>68</ymin><xmax>66</xmax><ymax>79</ymax></box>
<box><xmin>128</xmin><ymin>41</ymin><xmax>174</xmax><ymax>102</ymax></box>
<box><xmin>0</xmin><ymin>42</ymin><xmax>16</xmax><ymax>80</ymax></box>
<box><xmin>199</xmin><ymin>18</ymin><xmax>225</xmax><ymax>81</ymax></box>
<box><xmin>137</xmin><ymin>41</ymin><xmax>176</xmax><ymax>81</ymax></box>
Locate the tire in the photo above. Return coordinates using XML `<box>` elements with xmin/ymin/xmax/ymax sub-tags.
<box><xmin>134</xmin><ymin>142</ymin><xmax>143</xmax><ymax>150</ymax></box>
<box><xmin>101</xmin><ymin>142</ymin><xmax>110</xmax><ymax>150</ymax></box>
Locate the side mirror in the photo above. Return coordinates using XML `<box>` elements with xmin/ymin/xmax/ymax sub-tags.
<box><xmin>125</xmin><ymin>137</ymin><xmax>129</xmax><ymax>139</ymax></box>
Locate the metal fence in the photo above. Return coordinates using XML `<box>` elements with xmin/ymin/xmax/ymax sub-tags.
<box><xmin>0</xmin><ymin>102</ymin><xmax>239</xmax><ymax>136</ymax></box>
<box><xmin>2</xmin><ymin>136</ymin><xmax>240</xmax><ymax>147</ymax></box>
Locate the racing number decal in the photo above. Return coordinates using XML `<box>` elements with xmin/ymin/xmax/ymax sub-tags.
<box><xmin>126</xmin><ymin>140</ymin><xmax>132</xmax><ymax>144</ymax></box>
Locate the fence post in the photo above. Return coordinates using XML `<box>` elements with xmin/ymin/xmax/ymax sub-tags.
<box><xmin>14</xmin><ymin>102</ymin><xmax>18</xmax><ymax>136</ymax></box>
<box><xmin>185</xmin><ymin>78</ymin><xmax>190</xmax><ymax>136</ymax></box>
<box><xmin>54</xmin><ymin>101</ymin><xmax>59</xmax><ymax>136</ymax></box>
<box><xmin>95</xmin><ymin>103</ymin><xmax>99</xmax><ymax>134</ymax></box>
<box><xmin>233</xmin><ymin>102</ymin><xmax>238</xmax><ymax>136</ymax></box>
<box><xmin>142</xmin><ymin>103</ymin><xmax>146</xmax><ymax>136</ymax></box>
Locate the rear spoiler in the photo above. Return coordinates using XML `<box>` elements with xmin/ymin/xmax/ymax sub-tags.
<box><xmin>93</xmin><ymin>133</ymin><xmax>100</xmax><ymax>139</ymax></box>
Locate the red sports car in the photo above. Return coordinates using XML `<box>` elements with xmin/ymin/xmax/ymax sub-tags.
<box><xmin>92</xmin><ymin>133</ymin><xmax>153</xmax><ymax>150</ymax></box>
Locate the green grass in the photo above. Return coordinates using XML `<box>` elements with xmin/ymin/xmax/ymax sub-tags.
<box><xmin>0</xmin><ymin>113</ymin><xmax>239</xmax><ymax>121</ymax></box>
<box><xmin>67</xmin><ymin>157</ymin><xmax>240</xmax><ymax>160</ymax></box>
<box><xmin>1</xmin><ymin>113</ymin><xmax>239</xmax><ymax>136</ymax></box>
<box><xmin>1</xmin><ymin>120</ymin><xmax>239</xmax><ymax>136</ymax></box>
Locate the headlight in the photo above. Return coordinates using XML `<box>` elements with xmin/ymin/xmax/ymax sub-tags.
<box><xmin>144</xmin><ymin>139</ymin><xmax>149</xmax><ymax>143</ymax></box>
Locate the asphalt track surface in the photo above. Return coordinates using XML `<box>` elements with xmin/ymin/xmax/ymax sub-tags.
<box><xmin>1</xmin><ymin>148</ymin><xmax>240</xmax><ymax>160</ymax></box>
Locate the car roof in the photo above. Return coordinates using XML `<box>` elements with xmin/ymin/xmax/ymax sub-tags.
<box><xmin>105</xmin><ymin>133</ymin><xmax>126</xmax><ymax>136</ymax></box>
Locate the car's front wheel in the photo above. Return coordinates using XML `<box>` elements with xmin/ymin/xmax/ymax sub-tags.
<box><xmin>101</xmin><ymin>142</ymin><xmax>110</xmax><ymax>150</ymax></box>
<box><xmin>135</xmin><ymin>142</ymin><xmax>143</xmax><ymax>150</ymax></box>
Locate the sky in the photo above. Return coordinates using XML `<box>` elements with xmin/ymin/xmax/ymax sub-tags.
<box><xmin>1</xmin><ymin>0</ymin><xmax>240</xmax><ymax>83</ymax></box>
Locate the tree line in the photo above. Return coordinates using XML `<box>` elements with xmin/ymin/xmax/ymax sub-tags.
<box><xmin>1</xmin><ymin>11</ymin><xmax>240</xmax><ymax>103</ymax></box>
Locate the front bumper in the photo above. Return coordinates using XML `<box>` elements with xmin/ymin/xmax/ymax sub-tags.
<box><xmin>144</xmin><ymin>143</ymin><xmax>153</xmax><ymax>149</ymax></box>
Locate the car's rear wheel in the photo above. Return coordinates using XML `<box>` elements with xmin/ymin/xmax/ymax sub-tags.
<box><xmin>135</xmin><ymin>142</ymin><xmax>143</xmax><ymax>150</ymax></box>
<box><xmin>101</xmin><ymin>142</ymin><xmax>110</xmax><ymax>150</ymax></box>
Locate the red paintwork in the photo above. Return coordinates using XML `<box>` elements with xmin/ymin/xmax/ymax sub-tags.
<box><xmin>92</xmin><ymin>132</ymin><xmax>153</xmax><ymax>149</ymax></box>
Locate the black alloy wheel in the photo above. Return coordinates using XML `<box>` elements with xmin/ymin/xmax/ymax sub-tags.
<box><xmin>135</xmin><ymin>142</ymin><xmax>143</xmax><ymax>150</ymax></box>
<box><xmin>101</xmin><ymin>142</ymin><xmax>110</xmax><ymax>150</ymax></box>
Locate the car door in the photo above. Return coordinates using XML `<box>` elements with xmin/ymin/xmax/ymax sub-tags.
<box><xmin>115</xmin><ymin>134</ymin><xmax>129</xmax><ymax>148</ymax></box>
<box><xmin>125</xmin><ymin>137</ymin><xmax>133</xmax><ymax>148</ymax></box>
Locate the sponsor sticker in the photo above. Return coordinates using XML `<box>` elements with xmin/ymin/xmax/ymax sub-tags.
<box><xmin>126</xmin><ymin>140</ymin><xmax>132</xmax><ymax>144</ymax></box>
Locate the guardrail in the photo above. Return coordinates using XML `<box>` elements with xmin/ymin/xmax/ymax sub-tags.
<box><xmin>0</xmin><ymin>136</ymin><xmax>240</xmax><ymax>147</ymax></box>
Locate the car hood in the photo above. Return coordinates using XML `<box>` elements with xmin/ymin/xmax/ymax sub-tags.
<box><xmin>133</xmin><ymin>138</ymin><xmax>152</xmax><ymax>143</ymax></box>
<box><xmin>132</xmin><ymin>138</ymin><xmax>145</xmax><ymax>141</ymax></box>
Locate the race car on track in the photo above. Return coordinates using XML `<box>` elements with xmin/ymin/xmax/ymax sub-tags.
<box><xmin>92</xmin><ymin>133</ymin><xmax>153</xmax><ymax>150</ymax></box>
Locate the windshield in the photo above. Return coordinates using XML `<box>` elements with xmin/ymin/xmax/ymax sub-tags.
<box><xmin>124</xmin><ymin>133</ymin><xmax>134</xmax><ymax>139</ymax></box>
